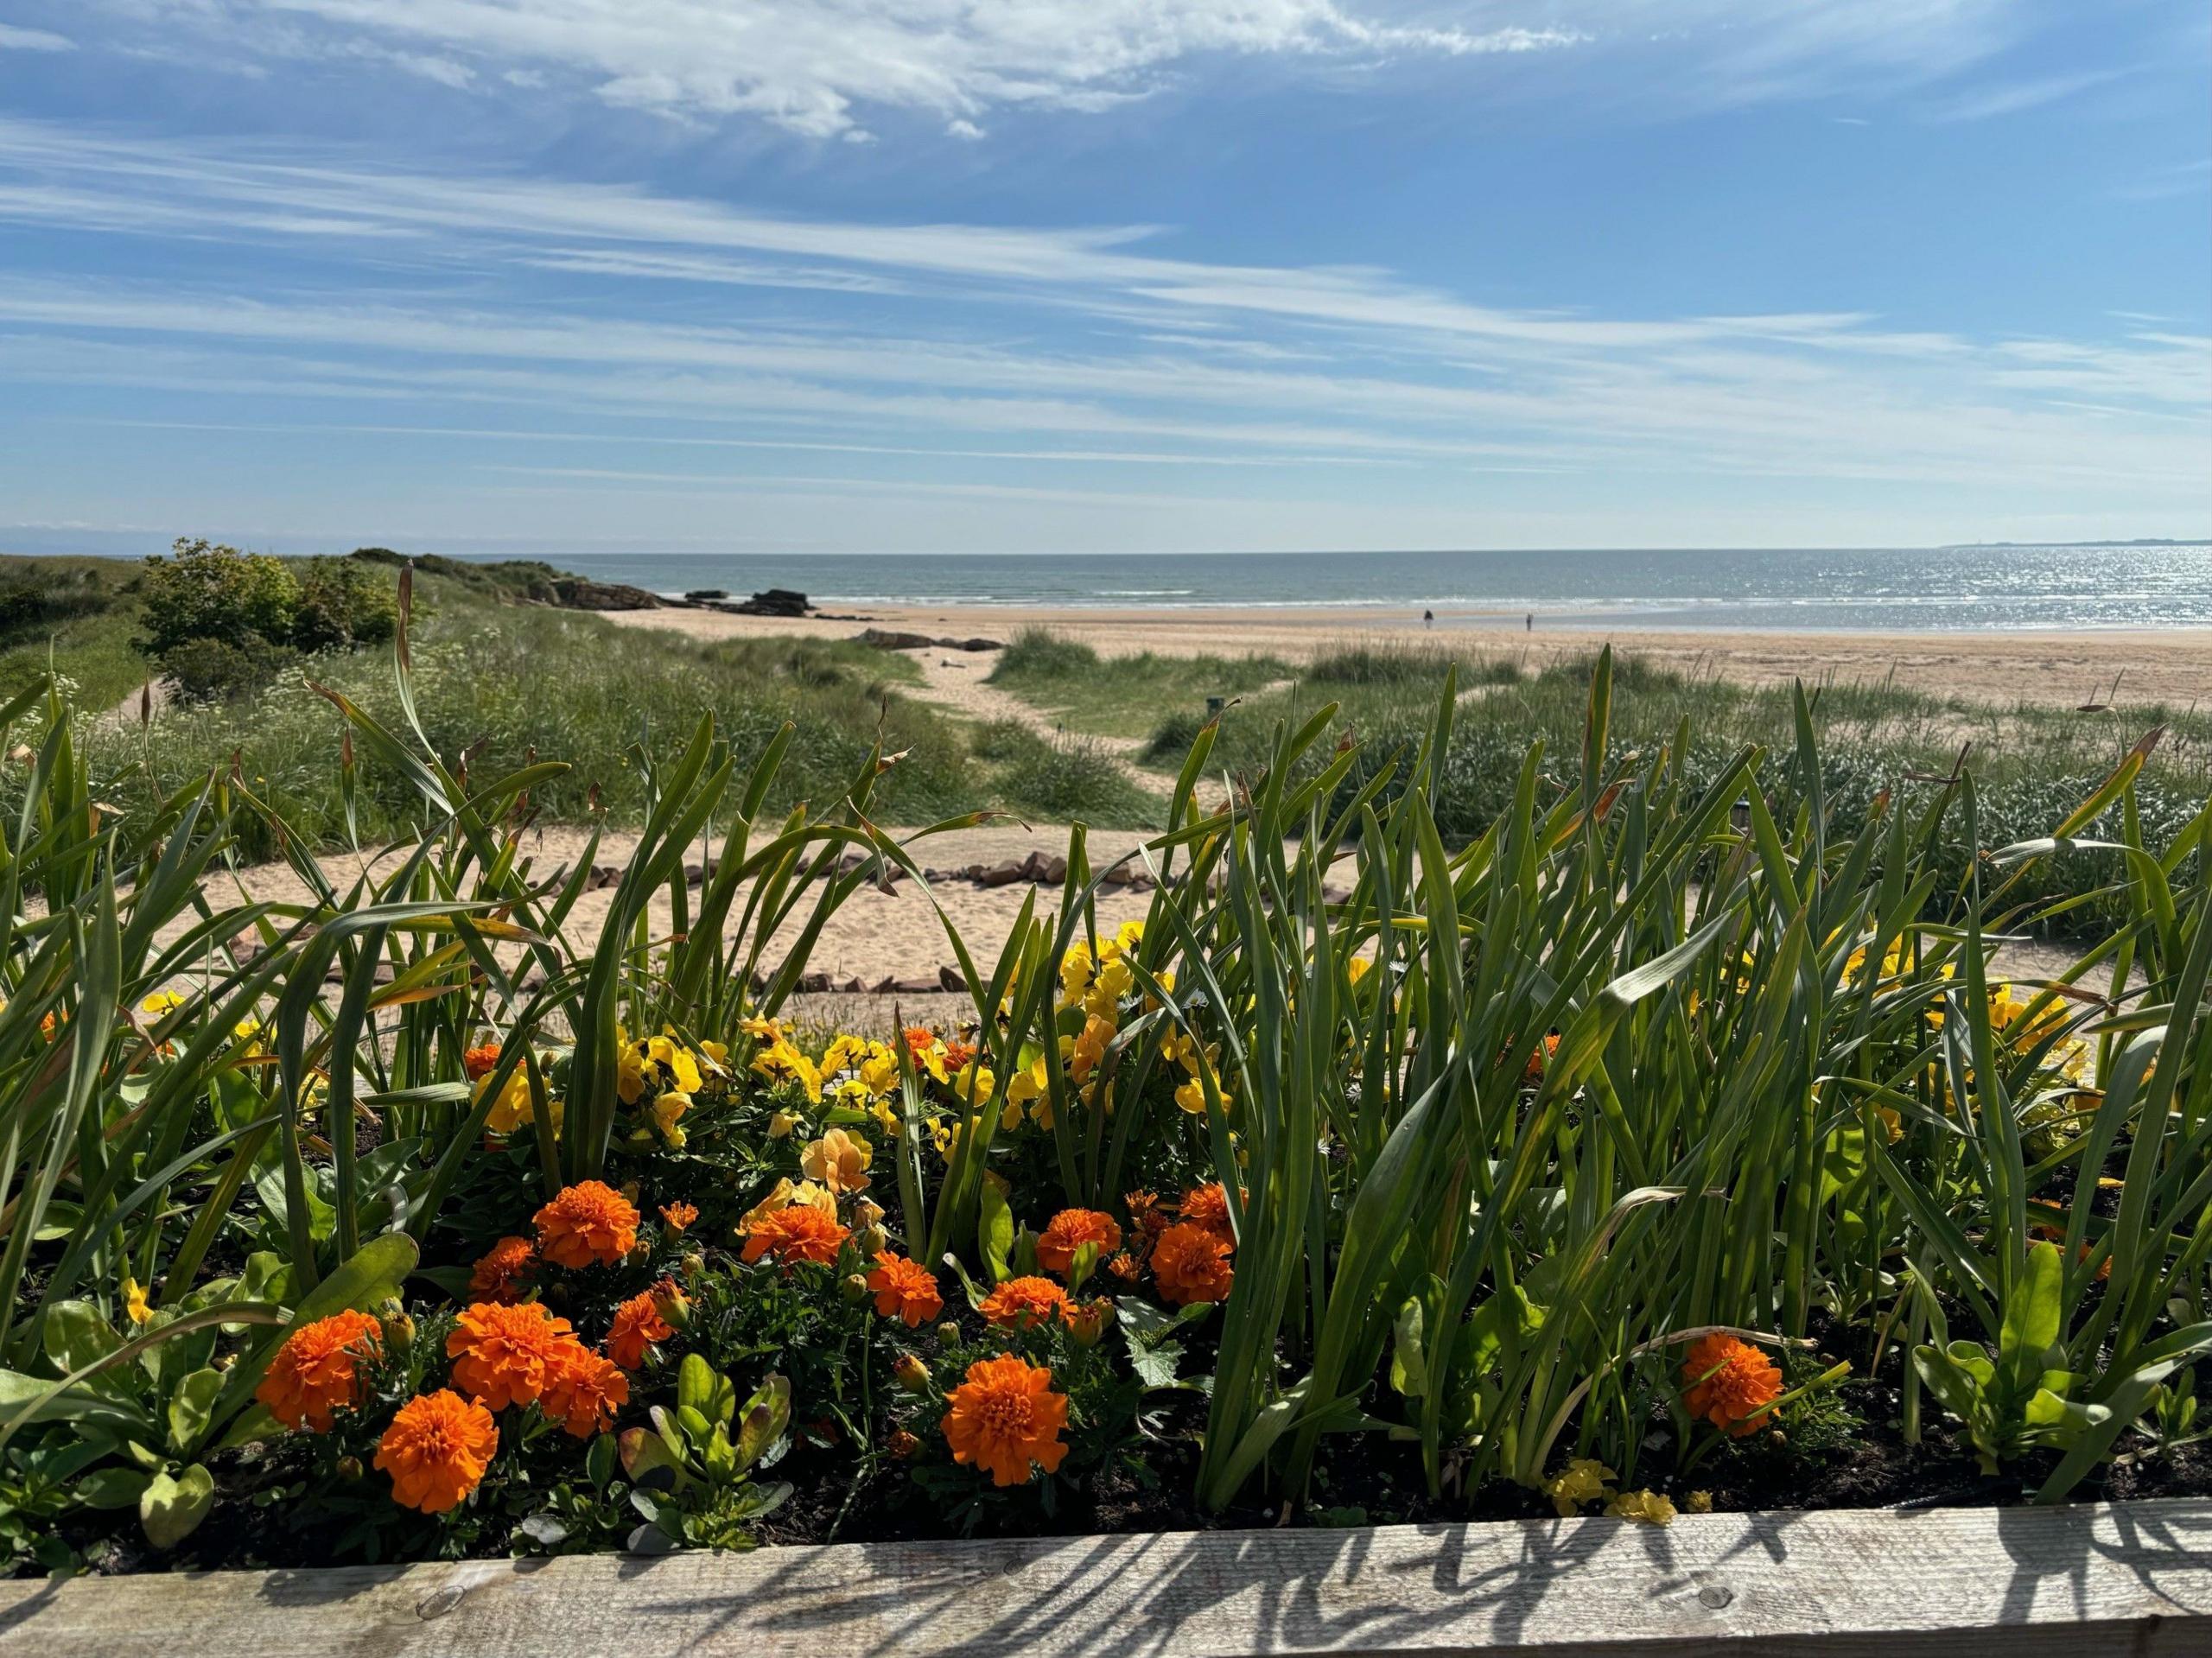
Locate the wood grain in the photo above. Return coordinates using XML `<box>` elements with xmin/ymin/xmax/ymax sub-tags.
<box><xmin>3</xmin><ymin>1498</ymin><xmax>2209</xmax><ymax>1656</ymax></box>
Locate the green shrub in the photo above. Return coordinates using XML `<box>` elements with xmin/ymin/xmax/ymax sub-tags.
<box><xmin>137</xmin><ymin>538</ymin><xmax>301</xmax><ymax>656</ymax></box>
<box><xmin>291</xmin><ymin>557</ymin><xmax>399</xmax><ymax>651</ymax></box>
<box><xmin>158</xmin><ymin>634</ymin><xmax>300</xmax><ymax>704</ymax></box>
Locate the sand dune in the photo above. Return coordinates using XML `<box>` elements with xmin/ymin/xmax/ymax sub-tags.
<box><xmin>605</xmin><ymin>602</ymin><xmax>2212</xmax><ymax>712</ymax></box>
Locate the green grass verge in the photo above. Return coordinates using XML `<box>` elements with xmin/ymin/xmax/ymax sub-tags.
<box><xmin>987</xmin><ymin>626</ymin><xmax>1289</xmax><ymax>740</ymax></box>
<box><xmin>1160</xmin><ymin>646</ymin><xmax>2209</xmax><ymax>932</ymax></box>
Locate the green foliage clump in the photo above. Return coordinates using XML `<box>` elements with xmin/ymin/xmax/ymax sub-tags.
<box><xmin>988</xmin><ymin>626</ymin><xmax>1289</xmax><ymax>741</ymax></box>
<box><xmin>137</xmin><ymin>539</ymin><xmax>402</xmax><ymax>702</ymax></box>
<box><xmin>972</xmin><ymin>718</ymin><xmax>1159</xmax><ymax>825</ymax></box>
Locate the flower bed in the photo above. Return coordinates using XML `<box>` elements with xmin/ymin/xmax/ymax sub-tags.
<box><xmin>1</xmin><ymin>639</ymin><xmax>2206</xmax><ymax>1579</ymax></box>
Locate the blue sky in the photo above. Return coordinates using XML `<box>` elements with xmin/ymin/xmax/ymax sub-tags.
<box><xmin>1</xmin><ymin>0</ymin><xmax>2207</xmax><ymax>558</ymax></box>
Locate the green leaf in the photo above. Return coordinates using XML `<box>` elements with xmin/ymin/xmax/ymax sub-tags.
<box><xmin>735</xmin><ymin>1373</ymin><xmax>790</xmax><ymax>1471</ymax></box>
<box><xmin>1389</xmin><ymin>1295</ymin><xmax>1428</xmax><ymax>1398</ymax></box>
<box><xmin>77</xmin><ymin>1466</ymin><xmax>153</xmax><ymax>1509</ymax></box>
<box><xmin>166</xmin><ymin>1368</ymin><xmax>224</xmax><ymax>1457</ymax></box>
<box><xmin>1127</xmin><ymin>1339</ymin><xmax>1185</xmax><ymax>1388</ymax></box>
<box><xmin>1999</xmin><ymin>1242</ymin><xmax>2063</xmax><ymax>1405</ymax></box>
<box><xmin>139</xmin><ymin>1463</ymin><xmax>215</xmax><ymax>1549</ymax></box>
<box><xmin>978</xmin><ymin>1183</ymin><xmax>1014</xmax><ymax>1284</ymax></box>
<box><xmin>42</xmin><ymin>1301</ymin><xmax>126</xmax><ymax>1395</ymax></box>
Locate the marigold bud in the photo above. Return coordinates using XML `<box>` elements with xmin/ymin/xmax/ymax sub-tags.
<box><xmin>841</xmin><ymin>1272</ymin><xmax>872</xmax><ymax>1305</ymax></box>
<box><xmin>653</xmin><ymin>1283</ymin><xmax>692</xmax><ymax>1329</ymax></box>
<box><xmin>856</xmin><ymin>1223</ymin><xmax>889</xmax><ymax>1255</ymax></box>
<box><xmin>893</xmin><ymin>1353</ymin><xmax>931</xmax><ymax>1393</ymax></box>
<box><xmin>936</xmin><ymin>1322</ymin><xmax>961</xmax><ymax>1347</ymax></box>
<box><xmin>335</xmin><ymin>1455</ymin><xmax>364</xmax><ymax>1482</ymax></box>
<box><xmin>887</xmin><ymin>1428</ymin><xmax>919</xmax><ymax>1459</ymax></box>
<box><xmin>680</xmin><ymin>1251</ymin><xmax>706</xmax><ymax>1280</ymax></box>
<box><xmin>1069</xmin><ymin>1297</ymin><xmax>1113</xmax><ymax>1347</ymax></box>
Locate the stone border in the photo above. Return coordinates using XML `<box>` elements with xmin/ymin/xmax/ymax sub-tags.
<box><xmin>3</xmin><ymin>1499</ymin><xmax>2207</xmax><ymax>1656</ymax></box>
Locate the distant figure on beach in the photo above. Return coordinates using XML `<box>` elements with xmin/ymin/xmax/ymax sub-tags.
<box><xmin>1423</xmin><ymin>608</ymin><xmax>1433</xmax><ymax>629</ymax></box>
<box><xmin>1525</xmin><ymin>613</ymin><xmax>1534</xmax><ymax>632</ymax></box>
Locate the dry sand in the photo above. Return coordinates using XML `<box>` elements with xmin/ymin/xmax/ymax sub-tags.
<box><xmin>168</xmin><ymin>808</ymin><xmax>2089</xmax><ymax>1042</ymax></box>
<box><xmin>605</xmin><ymin>602</ymin><xmax>2212</xmax><ymax>712</ymax></box>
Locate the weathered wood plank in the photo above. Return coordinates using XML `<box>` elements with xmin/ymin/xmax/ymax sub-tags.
<box><xmin>3</xmin><ymin>1499</ymin><xmax>2208</xmax><ymax>1656</ymax></box>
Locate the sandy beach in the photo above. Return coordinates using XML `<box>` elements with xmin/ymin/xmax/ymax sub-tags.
<box><xmin>604</xmin><ymin>603</ymin><xmax>2212</xmax><ymax>713</ymax></box>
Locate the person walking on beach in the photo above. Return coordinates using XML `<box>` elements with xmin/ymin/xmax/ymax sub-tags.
<box><xmin>1423</xmin><ymin>608</ymin><xmax>1433</xmax><ymax>630</ymax></box>
<box><xmin>1525</xmin><ymin>612</ymin><xmax>1534</xmax><ymax>632</ymax></box>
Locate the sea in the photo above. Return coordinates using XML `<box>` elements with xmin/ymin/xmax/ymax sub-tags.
<box><xmin>518</xmin><ymin>544</ymin><xmax>2212</xmax><ymax>632</ymax></box>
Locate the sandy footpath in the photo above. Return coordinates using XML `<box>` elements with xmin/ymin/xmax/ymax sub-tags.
<box><xmin>605</xmin><ymin>603</ymin><xmax>2212</xmax><ymax>712</ymax></box>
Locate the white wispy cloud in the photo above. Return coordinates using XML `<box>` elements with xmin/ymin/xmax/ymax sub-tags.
<box><xmin>0</xmin><ymin>115</ymin><xmax>2202</xmax><ymax>543</ymax></box>
<box><xmin>1923</xmin><ymin>67</ymin><xmax>2129</xmax><ymax>123</ymax></box>
<box><xmin>66</xmin><ymin>0</ymin><xmax>2045</xmax><ymax>139</ymax></box>
<box><xmin>79</xmin><ymin>0</ymin><xmax>1582</xmax><ymax>139</ymax></box>
<box><xmin>0</xmin><ymin>23</ymin><xmax>74</xmax><ymax>50</ymax></box>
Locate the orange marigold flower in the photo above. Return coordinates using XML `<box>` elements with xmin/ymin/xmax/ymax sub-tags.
<box><xmin>1035</xmin><ymin>1208</ymin><xmax>1123</xmax><ymax>1278</ymax></box>
<box><xmin>902</xmin><ymin>1026</ymin><xmax>938</xmax><ymax>1060</ymax></box>
<box><xmin>1522</xmin><ymin>1031</ymin><xmax>1563</xmax><ymax>1085</ymax></box>
<box><xmin>1151</xmin><ymin>1221</ymin><xmax>1235</xmax><ymax>1306</ymax></box>
<box><xmin>1106</xmin><ymin>1250</ymin><xmax>1141</xmax><ymax>1282</ymax></box>
<box><xmin>604</xmin><ymin>1284</ymin><xmax>676</xmax><ymax>1370</ymax></box>
<box><xmin>447</xmin><ymin>1299</ymin><xmax>578</xmax><ymax>1411</ymax></box>
<box><xmin>467</xmin><ymin>1236</ymin><xmax>537</xmax><ymax>1305</ymax></box>
<box><xmin>543</xmin><ymin>1341</ymin><xmax>630</xmax><ymax>1438</ymax></box>
<box><xmin>533</xmin><ymin>1180</ymin><xmax>640</xmax><ymax>1270</ymax></box>
<box><xmin>741</xmin><ymin>1204</ymin><xmax>850</xmax><ymax>1267</ymax></box>
<box><xmin>867</xmin><ymin>1252</ymin><xmax>945</xmax><ymax>1326</ymax></box>
<box><xmin>1178</xmin><ymin>1183</ymin><xmax>1234</xmax><ymax>1240</ymax></box>
<box><xmin>977</xmin><ymin>1274</ymin><xmax>1073</xmax><ymax>1330</ymax></box>
<box><xmin>1680</xmin><ymin>1334</ymin><xmax>1783</xmax><ymax>1437</ymax></box>
<box><xmin>940</xmin><ymin>1353</ymin><xmax>1069</xmax><ymax>1488</ymax></box>
<box><xmin>658</xmin><ymin>1201</ymin><xmax>698</xmax><ymax>1233</ymax></box>
<box><xmin>255</xmin><ymin>1308</ymin><xmax>382</xmax><ymax>1432</ymax></box>
<box><xmin>462</xmin><ymin>1042</ymin><xmax>503</xmax><ymax>1081</ymax></box>
<box><xmin>376</xmin><ymin>1389</ymin><xmax>497</xmax><ymax>1514</ymax></box>
<box><xmin>942</xmin><ymin>1037</ymin><xmax>977</xmax><ymax>1073</ymax></box>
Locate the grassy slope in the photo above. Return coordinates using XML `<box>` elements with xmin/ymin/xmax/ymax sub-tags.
<box><xmin>986</xmin><ymin>626</ymin><xmax>1291</xmax><ymax>740</ymax></box>
<box><xmin>53</xmin><ymin>563</ymin><xmax>1158</xmax><ymax>853</ymax></box>
<box><xmin>0</xmin><ymin>555</ymin><xmax>151</xmax><ymax>711</ymax></box>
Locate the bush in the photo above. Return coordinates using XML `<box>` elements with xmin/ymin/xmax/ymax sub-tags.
<box><xmin>292</xmin><ymin>558</ymin><xmax>398</xmax><ymax>652</ymax></box>
<box><xmin>137</xmin><ymin>539</ymin><xmax>300</xmax><ymax>656</ymax></box>
<box><xmin>160</xmin><ymin>634</ymin><xmax>300</xmax><ymax>703</ymax></box>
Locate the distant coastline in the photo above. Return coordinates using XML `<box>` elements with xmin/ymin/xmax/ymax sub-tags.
<box><xmin>534</xmin><ymin>543</ymin><xmax>2212</xmax><ymax>632</ymax></box>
